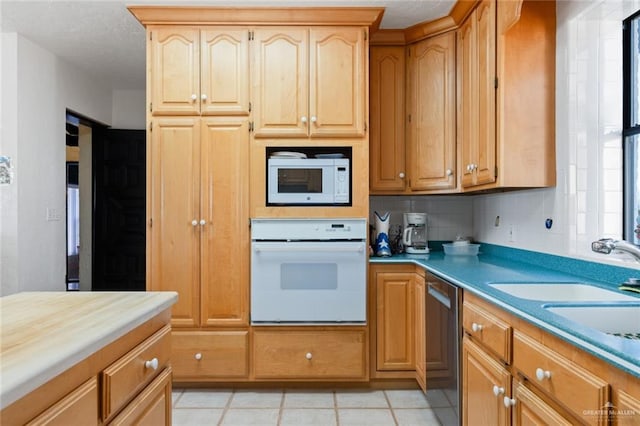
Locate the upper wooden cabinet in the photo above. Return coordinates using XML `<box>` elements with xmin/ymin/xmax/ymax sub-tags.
<box><xmin>149</xmin><ymin>27</ymin><xmax>250</xmax><ymax>116</ymax></box>
<box><xmin>369</xmin><ymin>31</ymin><xmax>456</xmax><ymax>194</ymax></box>
<box><xmin>252</xmin><ymin>27</ymin><xmax>367</xmax><ymax>138</ymax></box>
<box><xmin>457</xmin><ymin>0</ymin><xmax>556</xmax><ymax>191</ymax></box>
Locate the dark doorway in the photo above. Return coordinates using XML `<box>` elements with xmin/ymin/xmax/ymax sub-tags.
<box><xmin>92</xmin><ymin>128</ymin><xmax>146</xmax><ymax>291</ymax></box>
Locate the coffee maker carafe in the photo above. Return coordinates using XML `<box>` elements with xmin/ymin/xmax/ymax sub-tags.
<box><xmin>403</xmin><ymin>213</ymin><xmax>429</xmax><ymax>254</ymax></box>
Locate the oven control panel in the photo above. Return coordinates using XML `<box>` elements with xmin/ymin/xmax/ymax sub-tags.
<box><xmin>251</xmin><ymin>218</ymin><xmax>367</xmax><ymax>241</ymax></box>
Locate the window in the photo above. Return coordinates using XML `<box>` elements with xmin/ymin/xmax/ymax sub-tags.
<box><xmin>623</xmin><ymin>10</ymin><xmax>640</xmax><ymax>245</ymax></box>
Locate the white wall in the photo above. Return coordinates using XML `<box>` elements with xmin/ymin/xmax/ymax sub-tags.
<box><xmin>0</xmin><ymin>33</ymin><xmax>113</xmax><ymax>296</ymax></box>
<box><xmin>473</xmin><ymin>0</ymin><xmax>640</xmax><ymax>268</ymax></box>
<box><xmin>112</xmin><ymin>89</ymin><xmax>145</xmax><ymax>129</ymax></box>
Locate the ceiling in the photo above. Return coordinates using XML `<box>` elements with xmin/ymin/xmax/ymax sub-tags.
<box><xmin>0</xmin><ymin>0</ymin><xmax>455</xmax><ymax>90</ymax></box>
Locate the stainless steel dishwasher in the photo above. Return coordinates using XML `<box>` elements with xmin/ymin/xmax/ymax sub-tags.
<box><xmin>425</xmin><ymin>275</ymin><xmax>460</xmax><ymax>426</ymax></box>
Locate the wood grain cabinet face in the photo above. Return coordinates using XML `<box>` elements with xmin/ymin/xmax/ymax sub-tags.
<box><xmin>407</xmin><ymin>31</ymin><xmax>457</xmax><ymax>192</ymax></box>
<box><xmin>413</xmin><ymin>275</ymin><xmax>427</xmax><ymax>392</ymax></box>
<box><xmin>26</xmin><ymin>377</ymin><xmax>98</xmax><ymax>426</ymax></box>
<box><xmin>149</xmin><ymin>117</ymin><xmax>249</xmax><ymax>328</ymax></box>
<box><xmin>369</xmin><ymin>46</ymin><xmax>406</xmax><ymax>192</ymax></box>
<box><xmin>172</xmin><ymin>331</ymin><xmax>249</xmax><ymax>380</ymax></box>
<box><xmin>149</xmin><ymin>27</ymin><xmax>250</xmax><ymax>116</ymax></box>
<box><xmin>512</xmin><ymin>381</ymin><xmax>574</xmax><ymax>426</ymax></box>
<box><xmin>252</xmin><ymin>27</ymin><xmax>366</xmax><ymax>138</ymax></box>
<box><xmin>108</xmin><ymin>368</ymin><xmax>172</xmax><ymax>426</ymax></box>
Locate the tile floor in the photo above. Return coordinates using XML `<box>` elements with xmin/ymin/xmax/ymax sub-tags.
<box><xmin>172</xmin><ymin>388</ymin><xmax>458</xmax><ymax>426</ymax></box>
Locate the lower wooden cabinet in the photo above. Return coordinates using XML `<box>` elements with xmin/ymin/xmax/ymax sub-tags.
<box><xmin>511</xmin><ymin>380</ymin><xmax>573</xmax><ymax>426</ymax></box>
<box><xmin>109</xmin><ymin>367</ymin><xmax>172</xmax><ymax>426</ymax></box>
<box><xmin>253</xmin><ymin>329</ymin><xmax>367</xmax><ymax>380</ymax></box>
<box><xmin>172</xmin><ymin>331</ymin><xmax>249</xmax><ymax>380</ymax></box>
<box><xmin>26</xmin><ymin>377</ymin><xmax>99</xmax><ymax>426</ymax></box>
<box><xmin>414</xmin><ymin>274</ymin><xmax>427</xmax><ymax>391</ymax></box>
<box><xmin>461</xmin><ymin>337</ymin><xmax>510</xmax><ymax>426</ymax></box>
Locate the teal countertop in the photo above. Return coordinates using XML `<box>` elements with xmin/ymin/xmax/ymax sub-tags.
<box><xmin>370</xmin><ymin>244</ymin><xmax>640</xmax><ymax>378</ymax></box>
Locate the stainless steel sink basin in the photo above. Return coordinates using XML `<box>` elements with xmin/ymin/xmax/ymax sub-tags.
<box><xmin>545</xmin><ymin>304</ymin><xmax>640</xmax><ymax>338</ymax></box>
<box><xmin>489</xmin><ymin>283</ymin><xmax>638</xmax><ymax>302</ymax></box>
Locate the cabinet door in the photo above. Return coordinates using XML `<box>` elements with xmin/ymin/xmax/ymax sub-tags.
<box><xmin>200</xmin><ymin>118</ymin><xmax>249</xmax><ymax>327</ymax></box>
<box><xmin>310</xmin><ymin>27</ymin><xmax>366</xmax><ymax>137</ymax></box>
<box><xmin>408</xmin><ymin>31</ymin><xmax>457</xmax><ymax>191</ymax></box>
<box><xmin>369</xmin><ymin>46</ymin><xmax>406</xmax><ymax>192</ymax></box>
<box><xmin>149</xmin><ymin>27</ymin><xmax>200</xmax><ymax>116</ymax></box>
<box><xmin>474</xmin><ymin>0</ymin><xmax>497</xmax><ymax>186</ymax></box>
<box><xmin>108</xmin><ymin>368</ymin><xmax>172</xmax><ymax>426</ymax></box>
<box><xmin>457</xmin><ymin>14</ymin><xmax>477</xmax><ymax>188</ymax></box>
<box><xmin>462</xmin><ymin>337</ymin><xmax>510</xmax><ymax>426</ymax></box>
<box><xmin>149</xmin><ymin>118</ymin><xmax>201</xmax><ymax>327</ymax></box>
<box><xmin>376</xmin><ymin>272</ymin><xmax>414</xmax><ymax>371</ymax></box>
<box><xmin>26</xmin><ymin>377</ymin><xmax>98</xmax><ymax>426</ymax></box>
<box><xmin>512</xmin><ymin>381</ymin><xmax>573</xmax><ymax>426</ymax></box>
<box><xmin>252</xmin><ymin>28</ymin><xmax>308</xmax><ymax>137</ymax></box>
<box><xmin>414</xmin><ymin>275</ymin><xmax>427</xmax><ymax>392</ymax></box>
<box><xmin>201</xmin><ymin>28</ymin><xmax>250</xmax><ymax>116</ymax></box>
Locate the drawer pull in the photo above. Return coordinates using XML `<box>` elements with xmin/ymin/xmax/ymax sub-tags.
<box><xmin>305</xmin><ymin>352</ymin><xmax>313</xmax><ymax>360</ymax></box>
<box><xmin>472</xmin><ymin>322</ymin><xmax>483</xmax><ymax>332</ymax></box>
<box><xmin>503</xmin><ymin>396</ymin><xmax>516</xmax><ymax>407</ymax></box>
<box><xmin>144</xmin><ymin>357</ymin><xmax>159</xmax><ymax>370</ymax></box>
<box><xmin>535</xmin><ymin>368</ymin><xmax>552</xmax><ymax>381</ymax></box>
<box><xmin>195</xmin><ymin>353</ymin><xmax>202</xmax><ymax>360</ymax></box>
<box><xmin>492</xmin><ymin>385</ymin><xmax>505</xmax><ymax>397</ymax></box>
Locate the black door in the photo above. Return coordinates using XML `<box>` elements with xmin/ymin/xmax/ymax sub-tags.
<box><xmin>92</xmin><ymin>129</ymin><xmax>146</xmax><ymax>291</ymax></box>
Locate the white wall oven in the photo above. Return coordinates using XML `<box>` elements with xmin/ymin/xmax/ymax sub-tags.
<box><xmin>251</xmin><ymin>218</ymin><xmax>367</xmax><ymax>324</ymax></box>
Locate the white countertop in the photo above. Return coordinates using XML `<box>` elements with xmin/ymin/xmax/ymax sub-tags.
<box><xmin>0</xmin><ymin>291</ymin><xmax>178</xmax><ymax>410</ymax></box>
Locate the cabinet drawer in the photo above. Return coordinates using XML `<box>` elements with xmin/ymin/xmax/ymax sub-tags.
<box><xmin>513</xmin><ymin>330</ymin><xmax>609</xmax><ymax>424</ymax></box>
<box><xmin>253</xmin><ymin>330</ymin><xmax>367</xmax><ymax>380</ymax></box>
<box><xmin>27</xmin><ymin>377</ymin><xmax>98</xmax><ymax>426</ymax></box>
<box><xmin>172</xmin><ymin>331</ymin><xmax>249</xmax><ymax>379</ymax></box>
<box><xmin>462</xmin><ymin>300</ymin><xmax>512</xmax><ymax>362</ymax></box>
<box><xmin>102</xmin><ymin>325</ymin><xmax>171</xmax><ymax>420</ymax></box>
<box><xmin>108</xmin><ymin>367</ymin><xmax>172</xmax><ymax>426</ymax></box>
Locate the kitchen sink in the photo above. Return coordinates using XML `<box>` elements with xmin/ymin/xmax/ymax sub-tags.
<box><xmin>544</xmin><ymin>304</ymin><xmax>640</xmax><ymax>339</ymax></box>
<box><xmin>489</xmin><ymin>283</ymin><xmax>639</xmax><ymax>302</ymax></box>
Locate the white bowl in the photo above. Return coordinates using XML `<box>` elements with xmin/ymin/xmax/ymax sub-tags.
<box><xmin>443</xmin><ymin>243</ymin><xmax>480</xmax><ymax>256</ymax></box>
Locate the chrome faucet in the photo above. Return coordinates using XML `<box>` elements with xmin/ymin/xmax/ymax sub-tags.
<box><xmin>591</xmin><ymin>238</ymin><xmax>640</xmax><ymax>262</ymax></box>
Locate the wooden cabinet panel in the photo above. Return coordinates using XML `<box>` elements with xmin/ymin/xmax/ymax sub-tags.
<box><xmin>457</xmin><ymin>15</ymin><xmax>477</xmax><ymax>189</ymax></box>
<box><xmin>108</xmin><ymin>367</ymin><xmax>172</xmax><ymax>426</ymax></box>
<box><xmin>26</xmin><ymin>377</ymin><xmax>98</xmax><ymax>426</ymax></box>
<box><xmin>462</xmin><ymin>299</ymin><xmax>512</xmax><ymax>363</ymax></box>
<box><xmin>462</xmin><ymin>337</ymin><xmax>510</xmax><ymax>426</ymax></box>
<box><xmin>414</xmin><ymin>275</ymin><xmax>426</xmax><ymax>392</ymax></box>
<box><xmin>253</xmin><ymin>330</ymin><xmax>367</xmax><ymax>380</ymax></box>
<box><xmin>512</xmin><ymin>381</ymin><xmax>573</xmax><ymax>426</ymax></box>
<box><xmin>252</xmin><ymin>28</ymin><xmax>309</xmax><ymax>137</ymax></box>
<box><xmin>309</xmin><ymin>27</ymin><xmax>366</xmax><ymax>137</ymax></box>
<box><xmin>369</xmin><ymin>46</ymin><xmax>406</xmax><ymax>192</ymax></box>
<box><xmin>149</xmin><ymin>118</ymin><xmax>201</xmax><ymax>327</ymax></box>
<box><xmin>513</xmin><ymin>330</ymin><xmax>609</xmax><ymax>425</ymax></box>
<box><xmin>201</xmin><ymin>28</ymin><xmax>250</xmax><ymax>115</ymax></box>
<box><xmin>376</xmin><ymin>272</ymin><xmax>414</xmax><ymax>371</ymax></box>
<box><xmin>102</xmin><ymin>325</ymin><xmax>171</xmax><ymax>421</ymax></box>
<box><xmin>200</xmin><ymin>118</ymin><xmax>249</xmax><ymax>327</ymax></box>
<box><xmin>172</xmin><ymin>331</ymin><xmax>249</xmax><ymax>380</ymax></box>
<box><xmin>614</xmin><ymin>389</ymin><xmax>640</xmax><ymax>425</ymax></box>
<box><xmin>407</xmin><ymin>31</ymin><xmax>456</xmax><ymax>191</ymax></box>
<box><xmin>150</xmin><ymin>27</ymin><xmax>200</xmax><ymax>116</ymax></box>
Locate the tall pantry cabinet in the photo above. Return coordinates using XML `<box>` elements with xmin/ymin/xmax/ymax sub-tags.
<box><xmin>146</xmin><ymin>25</ymin><xmax>251</xmax><ymax>380</ymax></box>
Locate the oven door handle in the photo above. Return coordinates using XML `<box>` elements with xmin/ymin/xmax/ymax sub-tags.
<box><xmin>428</xmin><ymin>283</ymin><xmax>451</xmax><ymax>310</ymax></box>
<box><xmin>253</xmin><ymin>244</ymin><xmax>364</xmax><ymax>253</ymax></box>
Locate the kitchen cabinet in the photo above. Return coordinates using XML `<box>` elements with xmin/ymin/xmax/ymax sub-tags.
<box><xmin>369</xmin><ymin>31</ymin><xmax>456</xmax><ymax>194</ymax></box>
<box><xmin>25</xmin><ymin>377</ymin><xmax>99</xmax><ymax>426</ymax></box>
<box><xmin>369</xmin><ymin>45</ymin><xmax>405</xmax><ymax>192</ymax></box>
<box><xmin>414</xmin><ymin>272</ymin><xmax>427</xmax><ymax>392</ymax></box>
<box><xmin>149</xmin><ymin>27</ymin><xmax>250</xmax><ymax>116</ymax></box>
<box><xmin>252</xmin><ymin>27</ymin><xmax>366</xmax><ymax>138</ymax></box>
<box><xmin>457</xmin><ymin>0</ymin><xmax>556</xmax><ymax>191</ymax></box>
<box><xmin>406</xmin><ymin>30</ymin><xmax>457</xmax><ymax>192</ymax></box>
<box><xmin>148</xmin><ymin>117</ymin><xmax>249</xmax><ymax>329</ymax></box>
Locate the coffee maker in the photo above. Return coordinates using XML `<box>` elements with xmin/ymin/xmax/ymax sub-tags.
<box><xmin>403</xmin><ymin>213</ymin><xmax>429</xmax><ymax>254</ymax></box>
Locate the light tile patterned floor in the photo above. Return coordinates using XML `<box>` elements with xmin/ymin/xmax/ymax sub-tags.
<box><xmin>172</xmin><ymin>388</ymin><xmax>458</xmax><ymax>426</ymax></box>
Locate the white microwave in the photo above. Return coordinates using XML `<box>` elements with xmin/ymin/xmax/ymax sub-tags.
<box><xmin>267</xmin><ymin>158</ymin><xmax>350</xmax><ymax>205</ymax></box>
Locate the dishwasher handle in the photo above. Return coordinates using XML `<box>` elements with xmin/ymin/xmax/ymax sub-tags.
<box><xmin>253</xmin><ymin>244</ymin><xmax>365</xmax><ymax>254</ymax></box>
<box><xmin>427</xmin><ymin>283</ymin><xmax>452</xmax><ymax>310</ymax></box>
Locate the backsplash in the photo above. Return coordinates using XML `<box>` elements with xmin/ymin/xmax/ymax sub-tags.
<box><xmin>369</xmin><ymin>196</ymin><xmax>473</xmax><ymax>242</ymax></box>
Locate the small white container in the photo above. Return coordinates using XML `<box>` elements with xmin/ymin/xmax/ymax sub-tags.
<box><xmin>443</xmin><ymin>243</ymin><xmax>480</xmax><ymax>256</ymax></box>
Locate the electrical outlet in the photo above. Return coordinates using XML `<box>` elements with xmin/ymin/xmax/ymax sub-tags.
<box><xmin>46</xmin><ymin>208</ymin><xmax>62</xmax><ymax>221</ymax></box>
<box><xmin>509</xmin><ymin>224</ymin><xmax>516</xmax><ymax>242</ymax></box>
